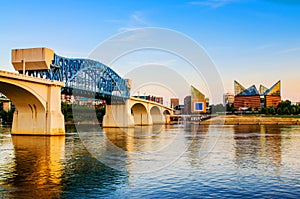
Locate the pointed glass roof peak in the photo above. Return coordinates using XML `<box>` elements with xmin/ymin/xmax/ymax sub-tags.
<box><xmin>259</xmin><ymin>85</ymin><xmax>268</xmax><ymax>95</ymax></box>
<box><xmin>264</xmin><ymin>80</ymin><xmax>281</xmax><ymax>96</ymax></box>
<box><xmin>234</xmin><ymin>80</ymin><xmax>246</xmax><ymax>96</ymax></box>
<box><xmin>237</xmin><ymin>85</ymin><xmax>259</xmax><ymax>96</ymax></box>
<box><xmin>234</xmin><ymin>81</ymin><xmax>281</xmax><ymax>97</ymax></box>
<box><xmin>191</xmin><ymin>85</ymin><xmax>205</xmax><ymax>100</ymax></box>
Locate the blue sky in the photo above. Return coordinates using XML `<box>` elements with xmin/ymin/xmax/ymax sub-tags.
<box><xmin>0</xmin><ymin>0</ymin><xmax>300</xmax><ymax>103</ymax></box>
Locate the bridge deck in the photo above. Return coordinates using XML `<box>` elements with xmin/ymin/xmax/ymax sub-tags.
<box><xmin>0</xmin><ymin>70</ymin><xmax>64</xmax><ymax>86</ymax></box>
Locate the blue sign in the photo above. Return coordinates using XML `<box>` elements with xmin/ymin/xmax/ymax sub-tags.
<box><xmin>195</xmin><ymin>102</ymin><xmax>203</xmax><ymax>111</ymax></box>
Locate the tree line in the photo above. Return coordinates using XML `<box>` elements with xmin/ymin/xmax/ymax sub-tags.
<box><xmin>61</xmin><ymin>102</ymin><xmax>105</xmax><ymax>123</ymax></box>
<box><xmin>0</xmin><ymin>102</ymin><xmax>106</xmax><ymax>125</ymax></box>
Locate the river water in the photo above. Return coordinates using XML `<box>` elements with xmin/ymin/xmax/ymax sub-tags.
<box><xmin>1</xmin><ymin>124</ymin><xmax>300</xmax><ymax>198</ymax></box>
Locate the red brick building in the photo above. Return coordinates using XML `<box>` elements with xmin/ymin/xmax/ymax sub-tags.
<box><xmin>234</xmin><ymin>95</ymin><xmax>261</xmax><ymax>109</ymax></box>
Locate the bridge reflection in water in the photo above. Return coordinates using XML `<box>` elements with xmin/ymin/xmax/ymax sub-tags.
<box><xmin>10</xmin><ymin>136</ymin><xmax>65</xmax><ymax>198</ymax></box>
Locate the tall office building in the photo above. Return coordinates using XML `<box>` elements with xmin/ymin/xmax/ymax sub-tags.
<box><xmin>184</xmin><ymin>96</ymin><xmax>191</xmax><ymax>114</ymax></box>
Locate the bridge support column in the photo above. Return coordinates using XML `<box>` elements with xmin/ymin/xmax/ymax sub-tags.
<box><xmin>11</xmin><ymin>84</ymin><xmax>65</xmax><ymax>136</ymax></box>
<box><xmin>102</xmin><ymin>100</ymin><xmax>134</xmax><ymax>128</ymax></box>
<box><xmin>165</xmin><ymin>115</ymin><xmax>171</xmax><ymax>124</ymax></box>
<box><xmin>136</xmin><ymin>109</ymin><xmax>153</xmax><ymax>126</ymax></box>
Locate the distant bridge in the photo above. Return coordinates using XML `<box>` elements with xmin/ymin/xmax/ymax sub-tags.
<box><xmin>0</xmin><ymin>47</ymin><xmax>174</xmax><ymax>135</ymax></box>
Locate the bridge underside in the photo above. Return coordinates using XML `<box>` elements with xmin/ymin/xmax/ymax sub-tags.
<box><xmin>0</xmin><ymin>72</ymin><xmax>65</xmax><ymax>135</ymax></box>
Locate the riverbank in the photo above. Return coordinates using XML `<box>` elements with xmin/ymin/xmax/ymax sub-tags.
<box><xmin>201</xmin><ymin>115</ymin><xmax>300</xmax><ymax>125</ymax></box>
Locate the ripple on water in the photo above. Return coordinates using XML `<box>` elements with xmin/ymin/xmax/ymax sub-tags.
<box><xmin>1</xmin><ymin>125</ymin><xmax>300</xmax><ymax>198</ymax></box>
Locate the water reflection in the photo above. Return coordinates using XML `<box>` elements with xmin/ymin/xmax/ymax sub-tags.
<box><xmin>105</xmin><ymin>124</ymin><xmax>166</xmax><ymax>152</ymax></box>
<box><xmin>1</xmin><ymin>124</ymin><xmax>300</xmax><ymax>198</ymax></box>
<box><xmin>233</xmin><ymin>125</ymin><xmax>282</xmax><ymax>168</ymax></box>
<box><xmin>60</xmin><ymin>132</ymin><xmax>128</xmax><ymax>198</ymax></box>
<box><xmin>11</xmin><ymin>135</ymin><xmax>65</xmax><ymax>198</ymax></box>
<box><xmin>78</xmin><ymin>124</ymin><xmax>197</xmax><ymax>173</ymax></box>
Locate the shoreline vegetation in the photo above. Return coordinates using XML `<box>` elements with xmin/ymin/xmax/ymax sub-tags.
<box><xmin>201</xmin><ymin>115</ymin><xmax>300</xmax><ymax>125</ymax></box>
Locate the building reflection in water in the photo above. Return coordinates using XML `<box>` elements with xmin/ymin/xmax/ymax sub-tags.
<box><xmin>10</xmin><ymin>135</ymin><xmax>65</xmax><ymax>198</ymax></box>
<box><xmin>97</xmin><ymin>124</ymin><xmax>192</xmax><ymax>173</ymax></box>
<box><xmin>184</xmin><ymin>124</ymin><xmax>210</xmax><ymax>166</ymax></box>
<box><xmin>233</xmin><ymin>125</ymin><xmax>282</xmax><ymax>169</ymax></box>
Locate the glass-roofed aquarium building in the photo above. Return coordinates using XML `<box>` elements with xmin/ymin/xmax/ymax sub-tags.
<box><xmin>234</xmin><ymin>80</ymin><xmax>281</xmax><ymax>110</ymax></box>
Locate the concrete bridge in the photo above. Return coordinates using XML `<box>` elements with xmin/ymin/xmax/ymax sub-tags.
<box><xmin>0</xmin><ymin>70</ymin><xmax>65</xmax><ymax>135</ymax></box>
<box><xmin>103</xmin><ymin>97</ymin><xmax>173</xmax><ymax>127</ymax></box>
<box><xmin>0</xmin><ymin>47</ymin><xmax>174</xmax><ymax>135</ymax></box>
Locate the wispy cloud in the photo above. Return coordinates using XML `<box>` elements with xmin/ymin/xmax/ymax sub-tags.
<box><xmin>188</xmin><ymin>0</ymin><xmax>238</xmax><ymax>8</ymax></box>
<box><xmin>105</xmin><ymin>11</ymin><xmax>149</xmax><ymax>32</ymax></box>
<box><xmin>131</xmin><ymin>13</ymin><xmax>147</xmax><ymax>25</ymax></box>
<box><xmin>278</xmin><ymin>47</ymin><xmax>300</xmax><ymax>54</ymax></box>
<box><xmin>255</xmin><ymin>43</ymin><xmax>279</xmax><ymax>50</ymax></box>
<box><xmin>119</xmin><ymin>11</ymin><xmax>149</xmax><ymax>32</ymax></box>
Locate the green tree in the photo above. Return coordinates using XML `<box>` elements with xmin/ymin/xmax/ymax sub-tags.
<box><xmin>226</xmin><ymin>104</ymin><xmax>235</xmax><ymax>113</ymax></box>
<box><xmin>61</xmin><ymin>102</ymin><xmax>106</xmax><ymax>123</ymax></box>
<box><xmin>268</xmin><ymin>106</ymin><xmax>276</xmax><ymax>115</ymax></box>
<box><xmin>291</xmin><ymin>106</ymin><xmax>297</xmax><ymax>115</ymax></box>
<box><xmin>283</xmin><ymin>107</ymin><xmax>290</xmax><ymax>115</ymax></box>
<box><xmin>261</xmin><ymin>107</ymin><xmax>268</xmax><ymax>114</ymax></box>
<box><xmin>276</xmin><ymin>107</ymin><xmax>282</xmax><ymax>115</ymax></box>
<box><xmin>0</xmin><ymin>109</ymin><xmax>14</xmax><ymax>124</ymax></box>
<box><xmin>210</xmin><ymin>104</ymin><xmax>226</xmax><ymax>114</ymax></box>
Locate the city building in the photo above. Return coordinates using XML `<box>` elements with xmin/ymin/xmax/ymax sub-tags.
<box><xmin>170</xmin><ymin>98</ymin><xmax>179</xmax><ymax>108</ymax></box>
<box><xmin>155</xmin><ymin>97</ymin><xmax>163</xmax><ymax>104</ymax></box>
<box><xmin>191</xmin><ymin>85</ymin><xmax>207</xmax><ymax>113</ymax></box>
<box><xmin>223</xmin><ymin>92</ymin><xmax>234</xmax><ymax>105</ymax></box>
<box><xmin>0</xmin><ymin>97</ymin><xmax>11</xmax><ymax>112</ymax></box>
<box><xmin>234</xmin><ymin>80</ymin><xmax>281</xmax><ymax>110</ymax></box>
<box><xmin>183</xmin><ymin>86</ymin><xmax>208</xmax><ymax>114</ymax></box>
<box><xmin>184</xmin><ymin>96</ymin><xmax>191</xmax><ymax>114</ymax></box>
<box><xmin>205</xmin><ymin>98</ymin><xmax>210</xmax><ymax>112</ymax></box>
<box><xmin>0</xmin><ymin>93</ymin><xmax>12</xmax><ymax>112</ymax></box>
<box><xmin>61</xmin><ymin>94</ymin><xmax>75</xmax><ymax>104</ymax></box>
<box><xmin>174</xmin><ymin>105</ymin><xmax>185</xmax><ymax>115</ymax></box>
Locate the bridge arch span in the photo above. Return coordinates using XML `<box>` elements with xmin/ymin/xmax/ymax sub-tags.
<box><xmin>163</xmin><ymin>110</ymin><xmax>171</xmax><ymax>115</ymax></box>
<box><xmin>131</xmin><ymin>103</ymin><xmax>152</xmax><ymax>125</ymax></box>
<box><xmin>0</xmin><ymin>81</ymin><xmax>46</xmax><ymax>111</ymax></box>
<box><xmin>0</xmin><ymin>71</ymin><xmax>65</xmax><ymax>135</ymax></box>
<box><xmin>103</xmin><ymin>97</ymin><xmax>174</xmax><ymax>128</ymax></box>
<box><xmin>150</xmin><ymin>106</ymin><xmax>164</xmax><ymax>124</ymax></box>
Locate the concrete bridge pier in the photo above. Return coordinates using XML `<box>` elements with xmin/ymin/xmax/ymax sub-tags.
<box><xmin>11</xmin><ymin>84</ymin><xmax>65</xmax><ymax>135</ymax></box>
<box><xmin>102</xmin><ymin>100</ymin><xmax>135</xmax><ymax>128</ymax></box>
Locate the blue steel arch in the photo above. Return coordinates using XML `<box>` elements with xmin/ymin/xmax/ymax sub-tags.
<box><xmin>27</xmin><ymin>54</ymin><xmax>130</xmax><ymax>99</ymax></box>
